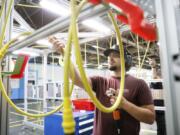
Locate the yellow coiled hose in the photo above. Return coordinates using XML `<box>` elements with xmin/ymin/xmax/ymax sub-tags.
<box><xmin>0</xmin><ymin>0</ymin><xmax>127</xmax><ymax>134</ymax></box>
<box><xmin>0</xmin><ymin>32</ymin><xmax>72</xmax><ymax>118</ymax></box>
<box><xmin>0</xmin><ymin>0</ymin><xmax>76</xmax><ymax>118</ymax></box>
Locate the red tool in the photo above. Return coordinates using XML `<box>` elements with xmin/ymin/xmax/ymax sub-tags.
<box><xmin>113</xmin><ymin>110</ymin><xmax>121</xmax><ymax>134</ymax></box>
<box><xmin>10</xmin><ymin>54</ymin><xmax>29</xmax><ymax>79</ymax></box>
<box><xmin>89</xmin><ymin>0</ymin><xmax>157</xmax><ymax>41</ymax></box>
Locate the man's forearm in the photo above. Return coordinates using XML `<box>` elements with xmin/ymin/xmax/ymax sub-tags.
<box><xmin>69</xmin><ymin>61</ymin><xmax>84</xmax><ymax>88</ymax></box>
<box><xmin>122</xmin><ymin>101</ymin><xmax>155</xmax><ymax>124</ymax></box>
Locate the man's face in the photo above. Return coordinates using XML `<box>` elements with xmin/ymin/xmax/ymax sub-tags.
<box><xmin>107</xmin><ymin>52</ymin><xmax>121</xmax><ymax>71</ymax></box>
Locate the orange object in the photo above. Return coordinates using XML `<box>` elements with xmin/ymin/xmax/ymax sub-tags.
<box><xmin>113</xmin><ymin>110</ymin><xmax>121</xmax><ymax>120</ymax></box>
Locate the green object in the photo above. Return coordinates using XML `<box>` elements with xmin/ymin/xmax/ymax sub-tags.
<box><xmin>2</xmin><ymin>55</ymin><xmax>25</xmax><ymax>76</ymax></box>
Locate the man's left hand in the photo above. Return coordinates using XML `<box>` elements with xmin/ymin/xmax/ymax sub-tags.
<box><xmin>106</xmin><ymin>88</ymin><xmax>127</xmax><ymax>109</ymax></box>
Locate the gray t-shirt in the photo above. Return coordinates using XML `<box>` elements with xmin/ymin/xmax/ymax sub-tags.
<box><xmin>90</xmin><ymin>74</ymin><xmax>153</xmax><ymax>135</ymax></box>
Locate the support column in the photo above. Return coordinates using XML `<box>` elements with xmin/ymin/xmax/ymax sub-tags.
<box><xmin>155</xmin><ymin>0</ymin><xmax>180</xmax><ymax>134</ymax></box>
<box><xmin>0</xmin><ymin>0</ymin><xmax>14</xmax><ymax>135</ymax></box>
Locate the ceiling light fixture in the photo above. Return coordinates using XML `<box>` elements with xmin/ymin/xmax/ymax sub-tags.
<box><xmin>82</xmin><ymin>19</ymin><xmax>111</xmax><ymax>34</ymax></box>
<box><xmin>40</xmin><ymin>0</ymin><xmax>70</xmax><ymax>16</ymax></box>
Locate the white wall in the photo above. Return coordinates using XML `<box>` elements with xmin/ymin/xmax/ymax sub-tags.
<box><xmin>28</xmin><ymin>64</ymin><xmax>153</xmax><ymax>84</ymax></box>
<box><xmin>28</xmin><ymin>64</ymin><xmax>63</xmax><ymax>84</ymax></box>
<box><xmin>28</xmin><ymin>64</ymin><xmax>109</xmax><ymax>85</ymax></box>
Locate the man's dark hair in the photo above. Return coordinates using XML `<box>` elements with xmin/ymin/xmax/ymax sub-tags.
<box><xmin>104</xmin><ymin>44</ymin><xmax>132</xmax><ymax>71</ymax></box>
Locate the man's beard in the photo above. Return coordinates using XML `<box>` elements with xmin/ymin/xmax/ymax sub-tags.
<box><xmin>109</xmin><ymin>66</ymin><xmax>117</xmax><ymax>71</ymax></box>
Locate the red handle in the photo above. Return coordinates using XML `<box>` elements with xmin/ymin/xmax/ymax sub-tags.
<box><xmin>88</xmin><ymin>0</ymin><xmax>157</xmax><ymax>41</ymax></box>
<box><xmin>10</xmin><ymin>54</ymin><xmax>29</xmax><ymax>79</ymax></box>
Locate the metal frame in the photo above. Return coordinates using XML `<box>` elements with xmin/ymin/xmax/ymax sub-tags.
<box><xmin>1</xmin><ymin>0</ymin><xmax>180</xmax><ymax>134</ymax></box>
<box><xmin>42</xmin><ymin>53</ymin><xmax>48</xmax><ymax>110</ymax></box>
<box><xmin>13</xmin><ymin>10</ymin><xmax>34</xmax><ymax>32</ymax></box>
<box><xmin>8</xmin><ymin>5</ymin><xmax>108</xmax><ymax>52</ymax></box>
<box><xmin>0</xmin><ymin>0</ymin><xmax>14</xmax><ymax>134</ymax></box>
<box><xmin>155</xmin><ymin>0</ymin><xmax>180</xmax><ymax>134</ymax></box>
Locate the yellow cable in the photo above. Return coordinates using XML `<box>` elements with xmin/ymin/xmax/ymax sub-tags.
<box><xmin>84</xmin><ymin>43</ymin><xmax>87</xmax><ymax>65</ymax></box>
<box><xmin>108</xmin><ymin>11</ymin><xmax>125</xmax><ymax>107</ymax></box>
<box><xmin>0</xmin><ymin>70</ymin><xmax>64</xmax><ymax>117</ymax></box>
<box><xmin>137</xmin><ymin>41</ymin><xmax>151</xmax><ymax>75</ymax></box>
<box><xmin>0</xmin><ymin>32</ymin><xmax>32</xmax><ymax>59</ymax></box>
<box><xmin>0</xmin><ymin>0</ymin><xmax>83</xmax><ymax>119</ymax></box>
<box><xmin>0</xmin><ymin>0</ymin><xmax>14</xmax><ymax>47</ymax></box>
<box><xmin>0</xmin><ymin>0</ymin><xmax>6</xmax><ymax>22</ymax></box>
<box><xmin>139</xmin><ymin>41</ymin><xmax>150</xmax><ymax>70</ymax></box>
<box><xmin>136</xmin><ymin>36</ymin><xmax>141</xmax><ymax>77</ymax></box>
<box><xmin>0</xmin><ymin>0</ymin><xmax>126</xmax><ymax>134</ymax></box>
<box><xmin>0</xmin><ymin>35</ymin><xmax>73</xmax><ymax>118</ymax></box>
<box><xmin>137</xmin><ymin>36</ymin><xmax>141</xmax><ymax>68</ymax></box>
<box><xmin>71</xmin><ymin>5</ymin><xmax>125</xmax><ymax>113</ymax></box>
<box><xmin>109</xmin><ymin>35</ymin><xmax>113</xmax><ymax>48</ymax></box>
<box><xmin>62</xmin><ymin>0</ymin><xmax>78</xmax><ymax>133</ymax></box>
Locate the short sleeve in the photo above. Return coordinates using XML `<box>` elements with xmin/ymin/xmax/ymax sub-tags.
<box><xmin>89</xmin><ymin>76</ymin><xmax>107</xmax><ymax>94</ymax></box>
<box><xmin>90</xmin><ymin>76</ymin><xmax>100</xmax><ymax>93</ymax></box>
<box><xmin>136</xmin><ymin>79</ymin><xmax>153</xmax><ymax>106</ymax></box>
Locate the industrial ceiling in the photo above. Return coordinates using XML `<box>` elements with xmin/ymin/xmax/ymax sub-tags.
<box><xmin>12</xmin><ymin>0</ymin><xmax>160</xmax><ymax>70</ymax></box>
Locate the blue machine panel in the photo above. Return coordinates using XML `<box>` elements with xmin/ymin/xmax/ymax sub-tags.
<box><xmin>11</xmin><ymin>77</ymin><xmax>25</xmax><ymax>99</ymax></box>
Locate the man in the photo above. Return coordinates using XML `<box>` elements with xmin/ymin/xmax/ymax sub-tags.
<box><xmin>49</xmin><ymin>37</ymin><xmax>155</xmax><ymax>135</ymax></box>
<box><xmin>149</xmin><ymin>58</ymin><xmax>161</xmax><ymax>79</ymax></box>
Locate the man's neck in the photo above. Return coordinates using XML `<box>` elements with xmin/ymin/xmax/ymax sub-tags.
<box><xmin>111</xmin><ymin>70</ymin><xmax>121</xmax><ymax>78</ymax></box>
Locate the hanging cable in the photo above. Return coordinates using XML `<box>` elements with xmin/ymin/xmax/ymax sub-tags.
<box><xmin>136</xmin><ymin>36</ymin><xmax>141</xmax><ymax>77</ymax></box>
<box><xmin>0</xmin><ymin>0</ymin><xmax>6</xmax><ymax>23</ymax></box>
<box><xmin>0</xmin><ymin>0</ymin><xmax>77</xmax><ymax>118</ymax></box>
<box><xmin>139</xmin><ymin>41</ymin><xmax>151</xmax><ymax>70</ymax></box>
<box><xmin>0</xmin><ymin>0</ymin><xmax>126</xmax><ymax>134</ymax></box>
<box><xmin>0</xmin><ymin>0</ymin><xmax>14</xmax><ymax>47</ymax></box>
<box><xmin>84</xmin><ymin>43</ymin><xmax>87</xmax><ymax>66</ymax></box>
<box><xmin>109</xmin><ymin>35</ymin><xmax>113</xmax><ymax>48</ymax></box>
<box><xmin>137</xmin><ymin>41</ymin><xmax>151</xmax><ymax>76</ymax></box>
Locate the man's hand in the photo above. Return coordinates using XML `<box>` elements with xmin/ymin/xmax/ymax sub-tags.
<box><xmin>106</xmin><ymin>88</ymin><xmax>127</xmax><ymax>109</ymax></box>
<box><xmin>48</xmin><ymin>36</ymin><xmax>65</xmax><ymax>56</ymax></box>
<box><xmin>149</xmin><ymin>58</ymin><xmax>156</xmax><ymax>68</ymax></box>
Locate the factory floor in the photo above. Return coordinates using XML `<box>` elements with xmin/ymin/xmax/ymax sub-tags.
<box><xmin>9</xmin><ymin>100</ymin><xmax>44</xmax><ymax>135</ymax></box>
<box><xmin>9</xmin><ymin>100</ymin><xmax>158</xmax><ymax>135</ymax></box>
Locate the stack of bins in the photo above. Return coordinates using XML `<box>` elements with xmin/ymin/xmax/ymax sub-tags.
<box><xmin>150</xmin><ymin>81</ymin><xmax>166</xmax><ymax>135</ymax></box>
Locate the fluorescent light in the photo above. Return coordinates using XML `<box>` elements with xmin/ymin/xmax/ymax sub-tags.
<box><xmin>12</xmin><ymin>33</ymin><xmax>27</xmax><ymax>40</ymax></box>
<box><xmin>12</xmin><ymin>48</ymin><xmax>40</xmax><ymax>57</ymax></box>
<box><xmin>40</xmin><ymin>0</ymin><xmax>70</xmax><ymax>16</ymax></box>
<box><xmin>82</xmin><ymin>19</ymin><xmax>111</xmax><ymax>34</ymax></box>
<box><xmin>36</xmin><ymin>39</ymin><xmax>52</xmax><ymax>48</ymax></box>
<box><xmin>157</xmin><ymin>42</ymin><xmax>160</xmax><ymax>46</ymax></box>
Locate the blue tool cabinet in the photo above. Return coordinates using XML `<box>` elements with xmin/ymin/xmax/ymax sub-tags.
<box><xmin>44</xmin><ymin>111</ymin><xmax>94</xmax><ymax>135</ymax></box>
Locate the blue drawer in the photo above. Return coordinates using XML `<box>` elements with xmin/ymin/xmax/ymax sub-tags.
<box><xmin>44</xmin><ymin>111</ymin><xmax>94</xmax><ymax>135</ymax></box>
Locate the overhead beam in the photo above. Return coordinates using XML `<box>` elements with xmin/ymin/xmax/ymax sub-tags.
<box><xmin>13</xmin><ymin>10</ymin><xmax>34</xmax><ymax>32</ymax></box>
<box><xmin>8</xmin><ymin>5</ymin><xmax>108</xmax><ymax>52</ymax></box>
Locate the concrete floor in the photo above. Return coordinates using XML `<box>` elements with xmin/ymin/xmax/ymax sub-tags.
<box><xmin>9</xmin><ymin>100</ymin><xmax>44</xmax><ymax>135</ymax></box>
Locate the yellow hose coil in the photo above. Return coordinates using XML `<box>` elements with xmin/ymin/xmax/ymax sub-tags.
<box><xmin>0</xmin><ymin>0</ymin><xmax>127</xmax><ymax>134</ymax></box>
